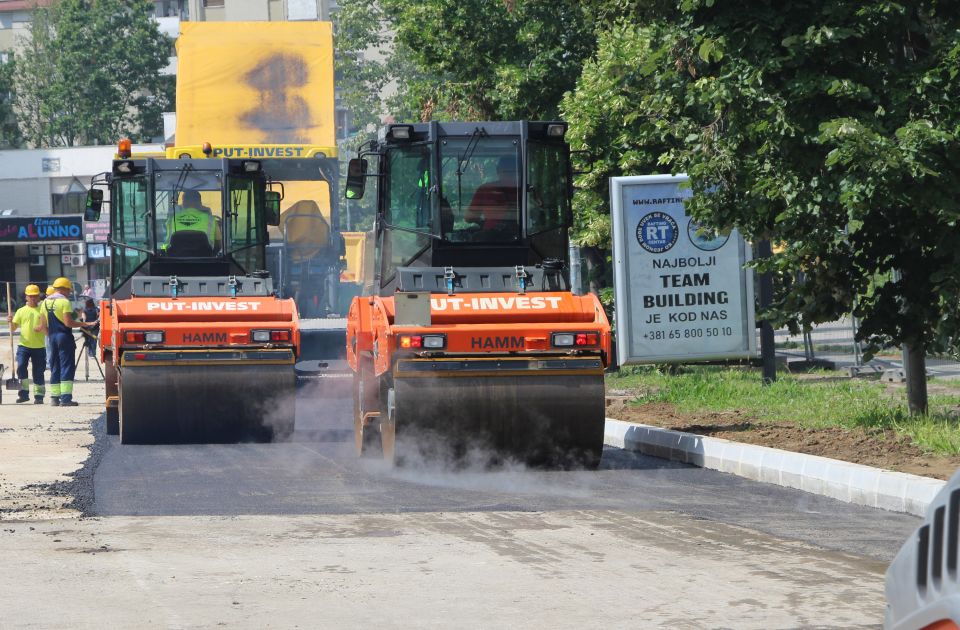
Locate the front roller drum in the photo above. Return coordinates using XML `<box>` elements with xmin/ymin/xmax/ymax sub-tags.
<box><xmin>393</xmin><ymin>373</ymin><xmax>605</xmax><ymax>468</ymax></box>
<box><xmin>119</xmin><ymin>364</ymin><xmax>296</xmax><ymax>444</ymax></box>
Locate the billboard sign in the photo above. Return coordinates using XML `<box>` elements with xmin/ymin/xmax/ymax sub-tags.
<box><xmin>84</xmin><ymin>220</ymin><xmax>110</xmax><ymax>243</ymax></box>
<box><xmin>0</xmin><ymin>216</ymin><xmax>84</xmax><ymax>243</ymax></box>
<box><xmin>610</xmin><ymin>174</ymin><xmax>756</xmax><ymax>364</ymax></box>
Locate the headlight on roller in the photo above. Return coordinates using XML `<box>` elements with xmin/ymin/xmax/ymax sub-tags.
<box><xmin>422</xmin><ymin>335</ymin><xmax>445</xmax><ymax>349</ymax></box>
<box><xmin>251</xmin><ymin>330</ymin><xmax>271</xmax><ymax>342</ymax></box>
<box><xmin>143</xmin><ymin>331</ymin><xmax>165</xmax><ymax>344</ymax></box>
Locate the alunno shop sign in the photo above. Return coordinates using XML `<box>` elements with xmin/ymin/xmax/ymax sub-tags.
<box><xmin>610</xmin><ymin>174</ymin><xmax>756</xmax><ymax>364</ymax></box>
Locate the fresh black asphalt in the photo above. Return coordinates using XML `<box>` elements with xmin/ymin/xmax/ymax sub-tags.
<box><xmin>84</xmin><ymin>386</ymin><xmax>921</xmax><ymax>563</ymax></box>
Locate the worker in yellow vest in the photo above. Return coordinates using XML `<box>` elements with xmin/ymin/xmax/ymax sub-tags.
<box><xmin>7</xmin><ymin>284</ymin><xmax>46</xmax><ymax>403</ymax></box>
<box><xmin>44</xmin><ymin>277</ymin><xmax>93</xmax><ymax>407</ymax></box>
<box><xmin>162</xmin><ymin>190</ymin><xmax>221</xmax><ymax>252</ymax></box>
<box><xmin>44</xmin><ymin>285</ymin><xmax>55</xmax><ymax>371</ymax></box>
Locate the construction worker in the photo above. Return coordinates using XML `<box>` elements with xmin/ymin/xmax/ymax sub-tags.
<box><xmin>44</xmin><ymin>277</ymin><xmax>92</xmax><ymax>407</ymax></box>
<box><xmin>163</xmin><ymin>190</ymin><xmax>220</xmax><ymax>252</ymax></box>
<box><xmin>6</xmin><ymin>284</ymin><xmax>47</xmax><ymax>404</ymax></box>
<box><xmin>44</xmin><ymin>285</ymin><xmax>55</xmax><ymax>371</ymax></box>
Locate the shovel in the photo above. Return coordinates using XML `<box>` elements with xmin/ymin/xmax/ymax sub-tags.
<box><xmin>5</xmin><ymin>282</ymin><xmax>20</xmax><ymax>391</ymax></box>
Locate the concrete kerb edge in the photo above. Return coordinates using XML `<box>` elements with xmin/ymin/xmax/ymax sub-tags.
<box><xmin>604</xmin><ymin>418</ymin><xmax>945</xmax><ymax>517</ymax></box>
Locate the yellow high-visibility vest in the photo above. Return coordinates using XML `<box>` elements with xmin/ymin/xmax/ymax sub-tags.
<box><xmin>164</xmin><ymin>208</ymin><xmax>215</xmax><ymax>246</ymax></box>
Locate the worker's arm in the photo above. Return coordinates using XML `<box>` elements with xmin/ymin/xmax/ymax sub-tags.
<box><xmin>7</xmin><ymin>311</ymin><xmax>18</xmax><ymax>333</ymax></box>
<box><xmin>62</xmin><ymin>311</ymin><xmax>91</xmax><ymax>329</ymax></box>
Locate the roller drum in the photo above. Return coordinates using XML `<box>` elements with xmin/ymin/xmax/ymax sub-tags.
<box><xmin>119</xmin><ymin>364</ymin><xmax>296</xmax><ymax>444</ymax></box>
<box><xmin>392</xmin><ymin>373</ymin><xmax>604</xmax><ymax>468</ymax></box>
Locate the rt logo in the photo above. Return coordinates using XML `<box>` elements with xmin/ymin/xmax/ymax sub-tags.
<box><xmin>636</xmin><ymin>211</ymin><xmax>679</xmax><ymax>253</ymax></box>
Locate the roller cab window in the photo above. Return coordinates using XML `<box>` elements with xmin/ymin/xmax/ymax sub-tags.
<box><xmin>384</xmin><ymin>143</ymin><xmax>435</xmax><ymax>235</ymax></box>
<box><xmin>110</xmin><ymin>176</ymin><xmax>151</xmax><ymax>290</ymax></box>
<box><xmin>154</xmin><ymin>170</ymin><xmax>224</xmax><ymax>259</ymax></box>
<box><xmin>526</xmin><ymin>141</ymin><xmax>570</xmax><ymax>235</ymax></box>
<box><xmin>227</xmin><ymin>176</ymin><xmax>266</xmax><ymax>273</ymax></box>
<box><xmin>440</xmin><ymin>136</ymin><xmax>521</xmax><ymax>243</ymax></box>
<box><xmin>380</xmin><ymin>143</ymin><xmax>434</xmax><ymax>285</ymax></box>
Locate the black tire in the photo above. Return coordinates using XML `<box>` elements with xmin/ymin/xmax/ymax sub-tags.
<box><xmin>106</xmin><ymin>407</ymin><xmax>119</xmax><ymax>436</ymax></box>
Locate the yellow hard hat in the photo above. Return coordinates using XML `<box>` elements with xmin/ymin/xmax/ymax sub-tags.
<box><xmin>45</xmin><ymin>286</ymin><xmax>55</xmax><ymax>296</ymax></box>
<box><xmin>24</xmin><ymin>284</ymin><xmax>40</xmax><ymax>296</ymax></box>
<box><xmin>52</xmin><ymin>277</ymin><xmax>72</xmax><ymax>291</ymax></box>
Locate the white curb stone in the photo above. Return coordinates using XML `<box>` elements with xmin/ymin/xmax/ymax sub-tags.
<box><xmin>605</xmin><ymin>418</ymin><xmax>945</xmax><ymax>517</ymax></box>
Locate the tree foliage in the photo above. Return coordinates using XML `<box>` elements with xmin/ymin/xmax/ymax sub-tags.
<box><xmin>563</xmin><ymin>1</ymin><xmax>960</xmax><ymax>363</ymax></box>
<box><xmin>333</xmin><ymin>0</ymin><xmax>393</xmax><ymax>133</ymax></box>
<box><xmin>337</xmin><ymin>0</ymin><xmax>960</xmax><ymax>390</ymax></box>
<box><xmin>336</xmin><ymin>0</ymin><xmax>596</xmax><ymax>123</ymax></box>
<box><xmin>0</xmin><ymin>53</ymin><xmax>23</xmax><ymax>148</ymax></box>
<box><xmin>14</xmin><ymin>0</ymin><xmax>170</xmax><ymax>147</ymax></box>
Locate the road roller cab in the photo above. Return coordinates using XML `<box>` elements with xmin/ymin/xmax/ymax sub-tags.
<box><xmin>88</xmin><ymin>141</ymin><xmax>299</xmax><ymax>443</ymax></box>
<box><xmin>345</xmin><ymin>121</ymin><xmax>611</xmax><ymax>467</ymax></box>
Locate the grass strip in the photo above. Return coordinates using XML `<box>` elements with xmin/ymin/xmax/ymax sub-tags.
<box><xmin>607</xmin><ymin>366</ymin><xmax>960</xmax><ymax>455</ymax></box>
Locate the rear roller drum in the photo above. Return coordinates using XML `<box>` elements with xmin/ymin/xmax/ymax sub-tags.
<box><xmin>118</xmin><ymin>364</ymin><xmax>296</xmax><ymax>444</ymax></box>
<box><xmin>392</xmin><ymin>373</ymin><xmax>605</xmax><ymax>469</ymax></box>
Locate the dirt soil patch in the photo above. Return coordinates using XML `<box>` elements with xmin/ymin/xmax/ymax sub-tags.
<box><xmin>606</xmin><ymin>396</ymin><xmax>960</xmax><ymax>481</ymax></box>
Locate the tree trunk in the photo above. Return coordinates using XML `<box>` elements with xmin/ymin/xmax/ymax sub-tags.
<box><xmin>903</xmin><ymin>342</ymin><xmax>928</xmax><ymax>415</ymax></box>
<box><xmin>757</xmin><ymin>239</ymin><xmax>776</xmax><ymax>384</ymax></box>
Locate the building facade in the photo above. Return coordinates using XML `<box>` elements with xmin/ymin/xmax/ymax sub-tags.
<box><xmin>0</xmin><ymin>143</ymin><xmax>161</xmax><ymax>301</ymax></box>
<box><xmin>0</xmin><ymin>0</ymin><xmax>350</xmax><ymax>304</ymax></box>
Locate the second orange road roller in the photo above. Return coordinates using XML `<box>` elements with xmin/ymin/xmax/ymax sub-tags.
<box><xmin>345</xmin><ymin>121</ymin><xmax>612</xmax><ymax>467</ymax></box>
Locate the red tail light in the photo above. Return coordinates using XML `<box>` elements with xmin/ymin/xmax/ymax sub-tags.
<box><xmin>251</xmin><ymin>329</ymin><xmax>291</xmax><ymax>343</ymax></box>
<box><xmin>575</xmin><ymin>333</ymin><xmax>599</xmax><ymax>346</ymax></box>
<box><xmin>553</xmin><ymin>332</ymin><xmax>599</xmax><ymax>347</ymax></box>
<box><xmin>399</xmin><ymin>334</ymin><xmax>423</xmax><ymax>349</ymax></box>
<box><xmin>125</xmin><ymin>331</ymin><xmax>164</xmax><ymax>344</ymax></box>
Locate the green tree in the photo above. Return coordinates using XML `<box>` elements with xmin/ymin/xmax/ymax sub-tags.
<box><xmin>15</xmin><ymin>0</ymin><xmax>171</xmax><ymax>147</ymax></box>
<box><xmin>0</xmin><ymin>54</ymin><xmax>22</xmax><ymax>148</ymax></box>
<box><xmin>383</xmin><ymin>0</ymin><xmax>595</xmax><ymax>121</ymax></box>
<box><xmin>563</xmin><ymin>1</ymin><xmax>960</xmax><ymax>412</ymax></box>
<box><xmin>334</xmin><ymin>0</ymin><xmax>392</xmax><ymax>134</ymax></box>
<box><xmin>562</xmin><ymin>24</ymin><xmax>682</xmax><ymax>292</ymax></box>
<box><xmin>336</xmin><ymin>0</ymin><xmax>596</xmax><ymax>123</ymax></box>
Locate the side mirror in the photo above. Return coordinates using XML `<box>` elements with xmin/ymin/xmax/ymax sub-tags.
<box><xmin>84</xmin><ymin>190</ymin><xmax>103</xmax><ymax>222</ymax></box>
<box><xmin>264</xmin><ymin>191</ymin><xmax>281</xmax><ymax>226</ymax></box>
<box><xmin>345</xmin><ymin>158</ymin><xmax>368</xmax><ymax>200</ymax></box>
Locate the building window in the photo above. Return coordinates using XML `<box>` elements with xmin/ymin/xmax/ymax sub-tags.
<box><xmin>203</xmin><ymin>0</ymin><xmax>225</xmax><ymax>7</ymax></box>
<box><xmin>52</xmin><ymin>179</ymin><xmax>87</xmax><ymax>215</ymax></box>
<box><xmin>154</xmin><ymin>0</ymin><xmax>188</xmax><ymax>18</ymax></box>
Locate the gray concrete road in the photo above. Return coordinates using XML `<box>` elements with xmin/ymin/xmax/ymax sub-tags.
<box><xmin>0</xmin><ymin>380</ymin><xmax>920</xmax><ymax>628</ymax></box>
<box><xmin>1</xmin><ymin>509</ymin><xmax>891</xmax><ymax>629</ymax></box>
